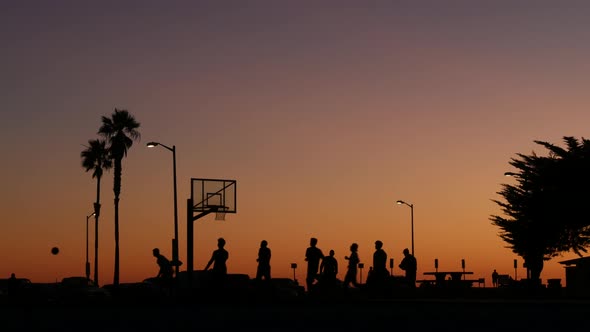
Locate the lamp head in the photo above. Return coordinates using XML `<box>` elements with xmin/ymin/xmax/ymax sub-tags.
<box><xmin>396</xmin><ymin>200</ymin><xmax>404</xmax><ymax>205</ymax></box>
<box><xmin>146</xmin><ymin>142</ymin><xmax>159</xmax><ymax>148</ymax></box>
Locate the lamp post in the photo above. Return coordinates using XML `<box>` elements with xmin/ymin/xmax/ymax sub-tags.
<box><xmin>291</xmin><ymin>263</ymin><xmax>297</xmax><ymax>282</ymax></box>
<box><xmin>396</xmin><ymin>200</ymin><xmax>414</xmax><ymax>256</ymax></box>
<box><xmin>86</xmin><ymin>212</ymin><xmax>95</xmax><ymax>280</ymax></box>
<box><xmin>93</xmin><ymin>202</ymin><xmax>100</xmax><ymax>286</ymax></box>
<box><xmin>147</xmin><ymin>141</ymin><xmax>179</xmax><ymax>277</ymax></box>
<box><xmin>358</xmin><ymin>263</ymin><xmax>364</xmax><ymax>284</ymax></box>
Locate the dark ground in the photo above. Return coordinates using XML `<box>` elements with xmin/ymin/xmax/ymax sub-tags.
<box><xmin>2</xmin><ymin>291</ymin><xmax>590</xmax><ymax>332</ymax></box>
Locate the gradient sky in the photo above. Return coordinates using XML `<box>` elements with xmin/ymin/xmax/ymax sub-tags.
<box><xmin>2</xmin><ymin>1</ymin><xmax>590</xmax><ymax>285</ymax></box>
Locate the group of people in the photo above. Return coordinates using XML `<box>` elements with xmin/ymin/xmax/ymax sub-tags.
<box><xmin>152</xmin><ymin>237</ymin><xmax>418</xmax><ymax>291</ymax></box>
<box><xmin>305</xmin><ymin>238</ymin><xmax>418</xmax><ymax>291</ymax></box>
<box><xmin>151</xmin><ymin>237</ymin><xmax>256</xmax><ymax>284</ymax></box>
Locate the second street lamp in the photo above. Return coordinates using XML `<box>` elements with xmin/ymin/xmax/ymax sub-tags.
<box><xmin>86</xmin><ymin>212</ymin><xmax>95</xmax><ymax>280</ymax></box>
<box><xmin>396</xmin><ymin>200</ymin><xmax>414</xmax><ymax>257</ymax></box>
<box><xmin>147</xmin><ymin>141</ymin><xmax>179</xmax><ymax>277</ymax></box>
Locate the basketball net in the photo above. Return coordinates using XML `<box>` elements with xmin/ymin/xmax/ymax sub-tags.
<box><xmin>215</xmin><ymin>207</ymin><xmax>226</xmax><ymax>221</ymax></box>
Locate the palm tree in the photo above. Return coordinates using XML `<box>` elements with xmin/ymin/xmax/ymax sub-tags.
<box><xmin>98</xmin><ymin>109</ymin><xmax>141</xmax><ymax>285</ymax></box>
<box><xmin>81</xmin><ymin>139</ymin><xmax>112</xmax><ymax>286</ymax></box>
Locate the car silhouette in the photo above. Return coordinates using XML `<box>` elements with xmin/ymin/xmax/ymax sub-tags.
<box><xmin>57</xmin><ymin>277</ymin><xmax>110</xmax><ymax>302</ymax></box>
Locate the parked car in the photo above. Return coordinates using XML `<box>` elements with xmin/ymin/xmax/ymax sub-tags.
<box><xmin>250</xmin><ymin>278</ymin><xmax>306</xmax><ymax>300</ymax></box>
<box><xmin>0</xmin><ymin>277</ymin><xmax>32</xmax><ymax>294</ymax></box>
<box><xmin>57</xmin><ymin>277</ymin><xmax>110</xmax><ymax>302</ymax></box>
<box><xmin>102</xmin><ymin>280</ymin><xmax>165</xmax><ymax>302</ymax></box>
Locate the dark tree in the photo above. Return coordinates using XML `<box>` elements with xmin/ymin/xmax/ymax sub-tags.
<box><xmin>491</xmin><ymin>136</ymin><xmax>590</xmax><ymax>285</ymax></box>
<box><xmin>98</xmin><ymin>109</ymin><xmax>141</xmax><ymax>286</ymax></box>
<box><xmin>81</xmin><ymin>139</ymin><xmax>112</xmax><ymax>286</ymax></box>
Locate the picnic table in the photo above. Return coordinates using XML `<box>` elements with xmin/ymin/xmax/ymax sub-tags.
<box><xmin>422</xmin><ymin>271</ymin><xmax>474</xmax><ymax>287</ymax></box>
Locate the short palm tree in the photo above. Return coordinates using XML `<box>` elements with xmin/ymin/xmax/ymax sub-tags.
<box><xmin>81</xmin><ymin>139</ymin><xmax>112</xmax><ymax>286</ymax></box>
<box><xmin>98</xmin><ymin>109</ymin><xmax>141</xmax><ymax>285</ymax></box>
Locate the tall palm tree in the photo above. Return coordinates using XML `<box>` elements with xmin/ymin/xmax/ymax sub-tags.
<box><xmin>98</xmin><ymin>109</ymin><xmax>141</xmax><ymax>285</ymax></box>
<box><xmin>81</xmin><ymin>139</ymin><xmax>112</xmax><ymax>286</ymax></box>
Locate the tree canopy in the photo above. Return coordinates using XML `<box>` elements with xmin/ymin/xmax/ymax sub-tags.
<box><xmin>491</xmin><ymin>136</ymin><xmax>590</xmax><ymax>281</ymax></box>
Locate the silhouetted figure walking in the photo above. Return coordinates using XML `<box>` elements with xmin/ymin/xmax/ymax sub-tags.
<box><xmin>305</xmin><ymin>237</ymin><xmax>324</xmax><ymax>291</ymax></box>
<box><xmin>152</xmin><ymin>248</ymin><xmax>174</xmax><ymax>293</ymax></box>
<box><xmin>344</xmin><ymin>243</ymin><xmax>360</xmax><ymax>288</ymax></box>
<box><xmin>256</xmin><ymin>240</ymin><xmax>271</xmax><ymax>281</ymax></box>
<box><xmin>398</xmin><ymin>248</ymin><xmax>417</xmax><ymax>288</ymax></box>
<box><xmin>320</xmin><ymin>249</ymin><xmax>338</xmax><ymax>286</ymax></box>
<box><xmin>492</xmin><ymin>269</ymin><xmax>499</xmax><ymax>287</ymax></box>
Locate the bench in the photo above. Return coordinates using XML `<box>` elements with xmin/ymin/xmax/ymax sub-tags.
<box><xmin>464</xmin><ymin>278</ymin><xmax>485</xmax><ymax>287</ymax></box>
<box><xmin>416</xmin><ymin>280</ymin><xmax>435</xmax><ymax>287</ymax></box>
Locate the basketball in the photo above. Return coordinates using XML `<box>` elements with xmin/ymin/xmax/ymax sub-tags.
<box><xmin>51</xmin><ymin>247</ymin><xmax>59</xmax><ymax>255</ymax></box>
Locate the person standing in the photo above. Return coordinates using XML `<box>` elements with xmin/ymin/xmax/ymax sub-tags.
<box><xmin>7</xmin><ymin>273</ymin><xmax>19</xmax><ymax>296</ymax></box>
<box><xmin>305</xmin><ymin>237</ymin><xmax>324</xmax><ymax>291</ymax></box>
<box><xmin>256</xmin><ymin>240</ymin><xmax>272</xmax><ymax>281</ymax></box>
<box><xmin>398</xmin><ymin>248</ymin><xmax>417</xmax><ymax>288</ymax></box>
<box><xmin>492</xmin><ymin>269</ymin><xmax>499</xmax><ymax>287</ymax></box>
<box><xmin>343</xmin><ymin>243</ymin><xmax>360</xmax><ymax>288</ymax></box>
<box><xmin>373</xmin><ymin>240</ymin><xmax>388</xmax><ymax>278</ymax></box>
<box><xmin>205</xmin><ymin>237</ymin><xmax>229</xmax><ymax>278</ymax></box>
<box><xmin>367</xmin><ymin>240</ymin><xmax>389</xmax><ymax>287</ymax></box>
<box><xmin>320</xmin><ymin>249</ymin><xmax>338</xmax><ymax>286</ymax></box>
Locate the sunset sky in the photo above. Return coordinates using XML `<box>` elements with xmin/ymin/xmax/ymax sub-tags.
<box><xmin>2</xmin><ymin>1</ymin><xmax>590</xmax><ymax>286</ymax></box>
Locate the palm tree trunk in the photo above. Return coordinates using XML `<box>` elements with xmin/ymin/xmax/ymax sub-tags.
<box><xmin>114</xmin><ymin>196</ymin><xmax>119</xmax><ymax>285</ymax></box>
<box><xmin>525</xmin><ymin>255</ymin><xmax>544</xmax><ymax>287</ymax></box>
<box><xmin>113</xmin><ymin>158</ymin><xmax>122</xmax><ymax>286</ymax></box>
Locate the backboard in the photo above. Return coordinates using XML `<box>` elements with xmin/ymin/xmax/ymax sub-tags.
<box><xmin>190</xmin><ymin>178</ymin><xmax>236</xmax><ymax>213</ymax></box>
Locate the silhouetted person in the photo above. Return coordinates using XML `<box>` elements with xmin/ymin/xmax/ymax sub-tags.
<box><xmin>152</xmin><ymin>248</ymin><xmax>173</xmax><ymax>292</ymax></box>
<box><xmin>7</xmin><ymin>273</ymin><xmax>18</xmax><ymax>295</ymax></box>
<box><xmin>305</xmin><ymin>237</ymin><xmax>324</xmax><ymax>291</ymax></box>
<box><xmin>205</xmin><ymin>238</ymin><xmax>229</xmax><ymax>282</ymax></box>
<box><xmin>398</xmin><ymin>248</ymin><xmax>417</xmax><ymax>288</ymax></box>
<box><xmin>368</xmin><ymin>240</ymin><xmax>388</xmax><ymax>286</ymax></box>
<box><xmin>492</xmin><ymin>269</ymin><xmax>499</xmax><ymax>287</ymax></box>
<box><xmin>373</xmin><ymin>241</ymin><xmax>388</xmax><ymax>276</ymax></box>
<box><xmin>320</xmin><ymin>249</ymin><xmax>338</xmax><ymax>286</ymax></box>
<box><xmin>343</xmin><ymin>243</ymin><xmax>360</xmax><ymax>288</ymax></box>
<box><xmin>256</xmin><ymin>240</ymin><xmax>271</xmax><ymax>281</ymax></box>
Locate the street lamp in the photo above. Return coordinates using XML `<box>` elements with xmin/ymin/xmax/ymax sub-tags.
<box><xmin>86</xmin><ymin>212</ymin><xmax>95</xmax><ymax>280</ymax></box>
<box><xmin>291</xmin><ymin>263</ymin><xmax>297</xmax><ymax>282</ymax></box>
<box><xmin>147</xmin><ymin>141</ymin><xmax>180</xmax><ymax>277</ymax></box>
<box><xmin>396</xmin><ymin>200</ymin><xmax>414</xmax><ymax>256</ymax></box>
